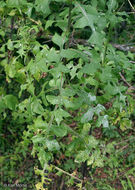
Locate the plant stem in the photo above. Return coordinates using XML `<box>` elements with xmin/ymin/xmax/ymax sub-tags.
<box><xmin>65</xmin><ymin>0</ymin><xmax>73</xmax><ymax>49</ymax></box>
<box><xmin>102</xmin><ymin>24</ymin><xmax>112</xmax><ymax>65</ymax></box>
<box><xmin>54</xmin><ymin>165</ymin><xmax>83</xmax><ymax>183</ymax></box>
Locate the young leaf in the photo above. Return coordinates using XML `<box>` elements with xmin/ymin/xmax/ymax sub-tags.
<box><xmin>53</xmin><ymin>108</ymin><xmax>70</xmax><ymax>125</ymax></box>
<box><xmin>81</xmin><ymin>62</ymin><xmax>100</xmax><ymax>75</ymax></box>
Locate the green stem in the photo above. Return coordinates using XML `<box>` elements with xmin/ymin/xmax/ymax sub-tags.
<box><xmin>102</xmin><ymin>24</ymin><xmax>112</xmax><ymax>65</ymax></box>
<box><xmin>65</xmin><ymin>0</ymin><xmax>73</xmax><ymax>49</ymax></box>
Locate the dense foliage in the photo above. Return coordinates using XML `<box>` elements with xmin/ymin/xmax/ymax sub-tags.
<box><xmin>0</xmin><ymin>0</ymin><xmax>135</xmax><ymax>189</ymax></box>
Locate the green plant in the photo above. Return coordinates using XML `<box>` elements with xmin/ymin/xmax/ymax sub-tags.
<box><xmin>0</xmin><ymin>0</ymin><xmax>135</xmax><ymax>189</ymax></box>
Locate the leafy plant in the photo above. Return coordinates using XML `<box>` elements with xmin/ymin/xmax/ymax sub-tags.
<box><xmin>0</xmin><ymin>0</ymin><xmax>135</xmax><ymax>189</ymax></box>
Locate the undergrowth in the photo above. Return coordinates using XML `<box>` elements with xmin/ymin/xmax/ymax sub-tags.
<box><xmin>0</xmin><ymin>0</ymin><xmax>135</xmax><ymax>189</ymax></box>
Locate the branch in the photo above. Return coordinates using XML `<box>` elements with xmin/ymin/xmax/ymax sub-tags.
<box><xmin>119</xmin><ymin>72</ymin><xmax>135</xmax><ymax>90</ymax></box>
<box><xmin>127</xmin><ymin>0</ymin><xmax>135</xmax><ymax>12</ymax></box>
<box><xmin>54</xmin><ymin>166</ymin><xmax>83</xmax><ymax>183</ymax></box>
<box><xmin>112</xmin><ymin>43</ymin><xmax>135</xmax><ymax>53</ymax></box>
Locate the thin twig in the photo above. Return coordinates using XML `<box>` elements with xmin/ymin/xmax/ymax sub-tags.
<box><xmin>127</xmin><ymin>0</ymin><xmax>135</xmax><ymax>12</ymax></box>
<box><xmin>127</xmin><ymin>12</ymin><xmax>135</xmax><ymax>14</ymax></box>
<box><xmin>129</xmin><ymin>61</ymin><xmax>135</xmax><ymax>64</ymax></box>
<box><xmin>117</xmin><ymin>2</ymin><xmax>125</xmax><ymax>12</ymax></box>
<box><xmin>116</xmin><ymin>144</ymin><xmax>129</xmax><ymax>153</ymax></box>
<box><xmin>112</xmin><ymin>43</ymin><xmax>135</xmax><ymax>52</ymax></box>
<box><xmin>60</xmin><ymin>175</ymin><xmax>65</xmax><ymax>190</ymax></box>
<box><xmin>27</xmin><ymin>17</ymin><xmax>41</xmax><ymax>25</ymax></box>
<box><xmin>54</xmin><ymin>166</ymin><xmax>83</xmax><ymax>183</ymax></box>
<box><xmin>119</xmin><ymin>72</ymin><xmax>135</xmax><ymax>90</ymax></box>
<box><xmin>126</xmin><ymin>91</ymin><xmax>135</xmax><ymax>97</ymax></box>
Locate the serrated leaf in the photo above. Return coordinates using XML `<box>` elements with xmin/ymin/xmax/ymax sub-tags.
<box><xmin>75</xmin><ymin>150</ymin><xmax>90</xmax><ymax>163</ymax></box>
<box><xmin>85</xmin><ymin>77</ymin><xmax>99</xmax><ymax>86</ymax></box>
<box><xmin>120</xmin><ymin>118</ymin><xmax>131</xmax><ymax>131</ymax></box>
<box><xmin>50</xmin><ymin>63</ymin><xmax>70</xmax><ymax>78</ymax></box>
<box><xmin>81</xmin><ymin>62</ymin><xmax>100</xmax><ymax>75</ymax></box>
<box><xmin>34</xmin><ymin>117</ymin><xmax>47</xmax><ymax>129</ymax></box>
<box><xmin>7</xmin><ymin>0</ymin><xmax>27</xmax><ymax>8</ymax></box>
<box><xmin>88</xmin><ymin>31</ymin><xmax>105</xmax><ymax>47</ymax></box>
<box><xmin>78</xmin><ymin>91</ymin><xmax>96</xmax><ymax>105</ymax></box>
<box><xmin>60</xmin><ymin>49</ymin><xmax>89</xmax><ymax>62</ymax></box>
<box><xmin>53</xmin><ymin>108</ymin><xmax>70</xmax><ymax>125</ymax></box>
<box><xmin>97</xmin><ymin>115</ymin><xmax>109</xmax><ymax>128</ymax></box>
<box><xmin>104</xmin><ymin>82</ymin><xmax>120</xmax><ymax>95</ymax></box>
<box><xmin>88</xmin><ymin>136</ymin><xmax>98</xmax><ymax>148</ymax></box>
<box><xmin>99</xmin><ymin>66</ymin><xmax>112</xmax><ymax>82</ymax></box>
<box><xmin>37</xmin><ymin>58</ymin><xmax>48</xmax><ymax>72</ymax></box>
<box><xmin>67</xmin><ymin>62</ymin><xmax>82</xmax><ymax>79</ymax></box>
<box><xmin>61</xmin><ymin>87</ymin><xmax>77</xmax><ymax>97</ymax></box>
<box><xmin>32</xmin><ymin>135</ymin><xmax>45</xmax><ymax>144</ymax></box>
<box><xmin>46</xmin><ymin>95</ymin><xmax>62</xmax><ymax>105</ymax></box>
<box><xmin>47</xmin><ymin>49</ymin><xmax>60</xmax><ymax>63</ymax></box>
<box><xmin>46</xmin><ymin>139</ymin><xmax>60</xmax><ymax>151</ymax></box>
<box><xmin>55</xmin><ymin>20</ymin><xmax>68</xmax><ymax>31</ymax></box>
<box><xmin>31</xmin><ymin>99</ymin><xmax>44</xmax><ymax>114</ymax></box>
<box><xmin>52</xmin><ymin>33</ymin><xmax>67</xmax><ymax>49</ymax></box>
<box><xmin>82</xmin><ymin>123</ymin><xmax>91</xmax><ymax>136</ymax></box>
<box><xmin>45</xmin><ymin>20</ymin><xmax>54</xmax><ymax>30</ymax></box>
<box><xmin>88</xmin><ymin>150</ymin><xmax>103</xmax><ymax>167</ymax></box>
<box><xmin>38</xmin><ymin>148</ymin><xmax>51</xmax><ymax>167</ymax></box>
<box><xmin>74</xmin><ymin>14</ymin><xmax>97</xmax><ymax>32</ymax></box>
<box><xmin>74</xmin><ymin>16</ymin><xmax>92</xmax><ymax>29</ymax></box>
<box><xmin>81</xmin><ymin>108</ymin><xmax>94</xmax><ymax>123</ymax></box>
<box><xmin>27</xmin><ymin>59</ymin><xmax>40</xmax><ymax>75</ymax></box>
<box><xmin>75</xmin><ymin>2</ymin><xmax>96</xmax><ymax>32</ymax></box>
<box><xmin>8</xmin><ymin>9</ymin><xmax>17</xmax><ymax>16</ymax></box>
<box><xmin>94</xmin><ymin>104</ymin><xmax>105</xmax><ymax>115</ymax></box>
<box><xmin>63</xmin><ymin>97</ymin><xmax>76</xmax><ymax>109</ymax></box>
